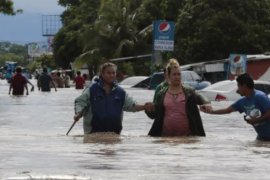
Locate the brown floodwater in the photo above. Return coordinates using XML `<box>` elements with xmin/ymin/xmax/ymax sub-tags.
<box><xmin>1</xmin><ymin>79</ymin><xmax>270</xmax><ymax>180</ymax></box>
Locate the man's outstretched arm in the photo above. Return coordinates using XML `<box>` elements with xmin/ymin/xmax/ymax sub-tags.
<box><xmin>202</xmin><ymin>105</ymin><xmax>236</xmax><ymax>115</ymax></box>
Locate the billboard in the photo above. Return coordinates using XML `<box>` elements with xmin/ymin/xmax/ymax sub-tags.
<box><xmin>28</xmin><ymin>42</ymin><xmax>53</xmax><ymax>57</ymax></box>
<box><xmin>154</xmin><ymin>21</ymin><xmax>175</xmax><ymax>51</ymax></box>
<box><xmin>230</xmin><ymin>54</ymin><xmax>247</xmax><ymax>76</ymax></box>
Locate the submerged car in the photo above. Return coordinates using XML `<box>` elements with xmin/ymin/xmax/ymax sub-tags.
<box><xmin>199</xmin><ymin>80</ymin><xmax>270</xmax><ymax>101</ymax></box>
<box><xmin>148</xmin><ymin>71</ymin><xmax>211</xmax><ymax>90</ymax></box>
<box><xmin>119</xmin><ymin>76</ymin><xmax>150</xmax><ymax>89</ymax></box>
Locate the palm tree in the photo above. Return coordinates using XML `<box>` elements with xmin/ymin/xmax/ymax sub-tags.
<box><xmin>74</xmin><ymin>0</ymin><xmax>153</xmax><ymax>75</ymax></box>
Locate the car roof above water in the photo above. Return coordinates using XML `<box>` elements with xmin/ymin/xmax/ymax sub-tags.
<box><xmin>202</xmin><ymin>80</ymin><xmax>270</xmax><ymax>91</ymax></box>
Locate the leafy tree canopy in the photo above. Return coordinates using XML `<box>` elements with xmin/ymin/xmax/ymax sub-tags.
<box><xmin>174</xmin><ymin>0</ymin><xmax>270</xmax><ymax>64</ymax></box>
<box><xmin>0</xmin><ymin>0</ymin><xmax>23</xmax><ymax>15</ymax></box>
<box><xmin>0</xmin><ymin>42</ymin><xmax>28</xmax><ymax>66</ymax></box>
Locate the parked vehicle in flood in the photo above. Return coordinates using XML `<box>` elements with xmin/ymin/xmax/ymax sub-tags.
<box><xmin>148</xmin><ymin>71</ymin><xmax>211</xmax><ymax>90</ymax></box>
<box><xmin>199</xmin><ymin>80</ymin><xmax>270</xmax><ymax>101</ymax></box>
<box><xmin>119</xmin><ymin>76</ymin><xmax>150</xmax><ymax>89</ymax></box>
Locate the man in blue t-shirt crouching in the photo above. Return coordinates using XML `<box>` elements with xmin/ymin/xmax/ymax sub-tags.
<box><xmin>202</xmin><ymin>73</ymin><xmax>270</xmax><ymax>141</ymax></box>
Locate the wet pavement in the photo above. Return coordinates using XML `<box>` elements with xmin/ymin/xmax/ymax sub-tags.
<box><xmin>1</xmin><ymin>79</ymin><xmax>270</xmax><ymax>180</ymax></box>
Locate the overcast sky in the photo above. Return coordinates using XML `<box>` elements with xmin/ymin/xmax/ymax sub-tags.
<box><xmin>0</xmin><ymin>0</ymin><xmax>66</xmax><ymax>45</ymax></box>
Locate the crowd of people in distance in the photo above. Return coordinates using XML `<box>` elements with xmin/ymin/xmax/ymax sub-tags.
<box><xmin>7</xmin><ymin>65</ymin><xmax>87</xmax><ymax>96</ymax></box>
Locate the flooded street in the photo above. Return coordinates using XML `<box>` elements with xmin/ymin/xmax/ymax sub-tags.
<box><xmin>1</xmin><ymin>79</ymin><xmax>270</xmax><ymax>180</ymax></box>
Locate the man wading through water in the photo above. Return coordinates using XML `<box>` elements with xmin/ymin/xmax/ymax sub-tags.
<box><xmin>202</xmin><ymin>73</ymin><xmax>270</xmax><ymax>141</ymax></box>
<box><xmin>74</xmin><ymin>63</ymin><xmax>154</xmax><ymax>134</ymax></box>
<box><xmin>9</xmin><ymin>67</ymin><xmax>29</xmax><ymax>96</ymax></box>
<box><xmin>38</xmin><ymin>68</ymin><xmax>57</xmax><ymax>92</ymax></box>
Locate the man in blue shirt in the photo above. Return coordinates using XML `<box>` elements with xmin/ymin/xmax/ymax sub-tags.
<box><xmin>6</xmin><ymin>70</ymin><xmax>14</xmax><ymax>83</ymax></box>
<box><xmin>202</xmin><ymin>73</ymin><xmax>270</xmax><ymax>141</ymax></box>
<box><xmin>22</xmin><ymin>69</ymin><xmax>30</xmax><ymax>79</ymax></box>
<box><xmin>38</xmin><ymin>68</ymin><xmax>57</xmax><ymax>92</ymax></box>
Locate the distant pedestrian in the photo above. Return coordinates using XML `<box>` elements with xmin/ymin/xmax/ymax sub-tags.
<box><xmin>6</xmin><ymin>69</ymin><xmax>14</xmax><ymax>83</ymax></box>
<box><xmin>118</xmin><ymin>72</ymin><xmax>124</xmax><ymax>81</ymax></box>
<box><xmin>35</xmin><ymin>65</ymin><xmax>42</xmax><ymax>78</ymax></box>
<box><xmin>201</xmin><ymin>73</ymin><xmax>206</xmax><ymax>81</ymax></box>
<box><xmin>38</xmin><ymin>68</ymin><xmax>57</xmax><ymax>92</ymax></box>
<box><xmin>56</xmin><ymin>72</ymin><xmax>64</xmax><ymax>88</ymax></box>
<box><xmin>51</xmin><ymin>73</ymin><xmax>55</xmax><ymax>78</ymax></box>
<box><xmin>22</xmin><ymin>69</ymin><xmax>29</xmax><ymax>79</ymax></box>
<box><xmin>64</xmin><ymin>72</ymin><xmax>70</xmax><ymax>88</ymax></box>
<box><xmin>83</xmin><ymin>73</ymin><xmax>87</xmax><ymax>80</ymax></box>
<box><xmin>73</xmin><ymin>71</ymin><xmax>85</xmax><ymax>89</ymax></box>
<box><xmin>9</xmin><ymin>67</ymin><xmax>29</xmax><ymax>96</ymax></box>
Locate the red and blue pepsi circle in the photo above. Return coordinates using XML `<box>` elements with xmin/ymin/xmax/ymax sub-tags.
<box><xmin>158</xmin><ymin>22</ymin><xmax>171</xmax><ymax>34</ymax></box>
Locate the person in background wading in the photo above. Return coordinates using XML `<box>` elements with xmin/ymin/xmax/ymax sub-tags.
<box><xmin>38</xmin><ymin>68</ymin><xmax>57</xmax><ymax>92</ymax></box>
<box><xmin>83</xmin><ymin>74</ymin><xmax>87</xmax><ymax>81</ymax></box>
<box><xmin>6</xmin><ymin>69</ymin><xmax>13</xmax><ymax>83</ymax></box>
<box><xmin>9</xmin><ymin>67</ymin><xmax>29</xmax><ymax>96</ymax></box>
<box><xmin>146</xmin><ymin>65</ymin><xmax>212</xmax><ymax>137</ymax></box>
<box><xmin>56</xmin><ymin>72</ymin><xmax>64</xmax><ymax>88</ymax></box>
<box><xmin>74</xmin><ymin>62</ymin><xmax>154</xmax><ymax>134</ymax></box>
<box><xmin>73</xmin><ymin>71</ymin><xmax>85</xmax><ymax>89</ymax></box>
<box><xmin>64</xmin><ymin>72</ymin><xmax>70</xmax><ymax>88</ymax></box>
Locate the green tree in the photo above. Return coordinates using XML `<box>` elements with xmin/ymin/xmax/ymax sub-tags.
<box><xmin>135</xmin><ymin>0</ymin><xmax>167</xmax><ymax>30</ymax></box>
<box><xmin>0</xmin><ymin>53</ymin><xmax>24</xmax><ymax>66</ymax></box>
<box><xmin>75</xmin><ymin>0</ymin><xmax>154</xmax><ymax>76</ymax></box>
<box><xmin>175</xmin><ymin>0</ymin><xmax>270</xmax><ymax>64</ymax></box>
<box><xmin>0</xmin><ymin>42</ymin><xmax>28</xmax><ymax>55</ymax></box>
<box><xmin>162</xmin><ymin>0</ymin><xmax>185</xmax><ymax>21</ymax></box>
<box><xmin>58</xmin><ymin>0</ymin><xmax>81</xmax><ymax>7</ymax></box>
<box><xmin>0</xmin><ymin>0</ymin><xmax>23</xmax><ymax>15</ymax></box>
<box><xmin>27</xmin><ymin>61</ymin><xmax>40</xmax><ymax>74</ymax></box>
<box><xmin>36</xmin><ymin>55</ymin><xmax>57</xmax><ymax>70</ymax></box>
<box><xmin>53</xmin><ymin>0</ymin><xmax>100</xmax><ymax>68</ymax></box>
<box><xmin>0</xmin><ymin>42</ymin><xmax>28</xmax><ymax>66</ymax></box>
<box><xmin>0</xmin><ymin>41</ymin><xmax>11</xmax><ymax>53</ymax></box>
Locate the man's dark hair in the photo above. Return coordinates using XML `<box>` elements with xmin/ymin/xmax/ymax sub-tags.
<box><xmin>98</xmin><ymin>63</ymin><xmax>117</xmax><ymax>78</ymax></box>
<box><xmin>16</xmin><ymin>67</ymin><xmax>22</xmax><ymax>73</ymax></box>
<box><xmin>236</xmin><ymin>73</ymin><xmax>254</xmax><ymax>89</ymax></box>
<box><xmin>163</xmin><ymin>67</ymin><xmax>166</xmax><ymax>73</ymax></box>
<box><xmin>43</xmin><ymin>68</ymin><xmax>47</xmax><ymax>73</ymax></box>
<box><xmin>8</xmin><ymin>69</ymin><xmax>11</xmax><ymax>72</ymax></box>
<box><xmin>77</xmin><ymin>71</ymin><xmax>81</xmax><ymax>75</ymax></box>
<box><xmin>56</xmin><ymin>72</ymin><xmax>61</xmax><ymax>77</ymax></box>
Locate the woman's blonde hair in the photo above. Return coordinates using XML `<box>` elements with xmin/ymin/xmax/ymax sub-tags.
<box><xmin>166</xmin><ymin>59</ymin><xmax>179</xmax><ymax>72</ymax></box>
<box><xmin>165</xmin><ymin>59</ymin><xmax>183</xmax><ymax>84</ymax></box>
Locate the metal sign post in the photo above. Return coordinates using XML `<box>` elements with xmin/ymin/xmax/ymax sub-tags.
<box><xmin>152</xmin><ymin>21</ymin><xmax>175</xmax><ymax>76</ymax></box>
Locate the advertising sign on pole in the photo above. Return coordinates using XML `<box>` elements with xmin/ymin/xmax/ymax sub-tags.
<box><xmin>152</xmin><ymin>21</ymin><xmax>175</xmax><ymax>75</ymax></box>
<box><xmin>229</xmin><ymin>54</ymin><xmax>247</xmax><ymax>76</ymax></box>
<box><xmin>154</xmin><ymin>21</ymin><xmax>175</xmax><ymax>51</ymax></box>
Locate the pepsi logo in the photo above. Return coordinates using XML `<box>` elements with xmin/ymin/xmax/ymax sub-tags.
<box><xmin>159</xmin><ymin>22</ymin><xmax>171</xmax><ymax>34</ymax></box>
